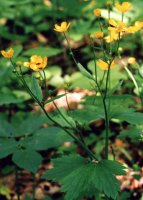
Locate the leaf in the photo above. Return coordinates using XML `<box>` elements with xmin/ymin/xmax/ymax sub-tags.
<box><xmin>30</xmin><ymin>74</ymin><xmax>43</xmax><ymax>102</ymax></box>
<box><xmin>0</xmin><ymin>87</ymin><xmax>31</xmax><ymax>105</ymax></box>
<box><xmin>53</xmin><ymin>108</ymin><xmax>76</xmax><ymax>128</ymax></box>
<box><xmin>23</xmin><ymin>47</ymin><xmax>62</xmax><ymax>57</ymax></box>
<box><xmin>0</xmin><ymin>184</ymin><xmax>11</xmax><ymax>200</ymax></box>
<box><xmin>49</xmin><ymin>75</ymin><xmax>64</xmax><ymax>88</ymax></box>
<box><xmin>42</xmin><ymin>154</ymin><xmax>126</xmax><ymax>200</ymax></box>
<box><xmin>12</xmin><ymin>45</ymin><xmax>23</xmax><ymax>58</ymax></box>
<box><xmin>71</xmin><ymin>72</ymin><xmax>94</xmax><ymax>89</ymax></box>
<box><xmin>0</xmin><ymin>116</ymin><xmax>15</xmax><ymax>137</ymax></box>
<box><xmin>118</xmin><ymin>126</ymin><xmax>142</xmax><ymax>141</ymax></box>
<box><xmin>77</xmin><ymin>63</ymin><xmax>94</xmax><ymax>80</ymax></box>
<box><xmin>0</xmin><ymin>93</ymin><xmax>20</xmax><ymax>105</ymax></box>
<box><xmin>45</xmin><ymin>94</ymin><xmax>66</xmax><ymax>105</ymax></box>
<box><xmin>87</xmin><ymin>60</ymin><xmax>127</xmax><ymax>88</ymax></box>
<box><xmin>139</xmin><ymin>65</ymin><xmax>143</xmax><ymax>77</ymax></box>
<box><xmin>24</xmin><ymin>194</ymin><xmax>33</xmax><ymax>200</ymax></box>
<box><xmin>109</xmin><ymin>80</ymin><xmax>123</xmax><ymax>95</ymax></box>
<box><xmin>16</xmin><ymin>114</ymin><xmax>45</xmax><ymax>136</ymax></box>
<box><xmin>70</xmin><ymin>108</ymin><xmax>104</xmax><ymax>124</ymax></box>
<box><xmin>19</xmin><ymin>127</ymin><xmax>72</xmax><ymax>151</ymax></box>
<box><xmin>0</xmin><ymin>139</ymin><xmax>17</xmax><ymax>159</ymax></box>
<box><xmin>47</xmin><ymin>66</ymin><xmax>62</xmax><ymax>76</ymax></box>
<box><xmin>12</xmin><ymin>149</ymin><xmax>42</xmax><ymax>173</ymax></box>
<box><xmin>13</xmin><ymin>90</ymin><xmax>31</xmax><ymax>101</ymax></box>
<box><xmin>43</xmin><ymin>197</ymin><xmax>52</xmax><ymax>200</ymax></box>
<box><xmin>111</xmin><ymin>109</ymin><xmax>143</xmax><ymax>125</ymax></box>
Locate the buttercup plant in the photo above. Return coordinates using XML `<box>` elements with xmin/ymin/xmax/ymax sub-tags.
<box><xmin>23</xmin><ymin>55</ymin><xmax>48</xmax><ymax>72</ymax></box>
<box><xmin>1</xmin><ymin>48</ymin><xmax>14</xmax><ymax>59</ymax></box>
<box><xmin>1</xmin><ymin>1</ymin><xmax>143</xmax><ymax>200</ymax></box>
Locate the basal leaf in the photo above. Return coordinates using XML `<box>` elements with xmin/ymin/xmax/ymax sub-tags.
<box><xmin>42</xmin><ymin>154</ymin><xmax>126</xmax><ymax>200</ymax></box>
<box><xmin>0</xmin><ymin>139</ymin><xmax>17</xmax><ymax>159</ymax></box>
<box><xmin>16</xmin><ymin>114</ymin><xmax>44</xmax><ymax>136</ymax></box>
<box><xmin>111</xmin><ymin>109</ymin><xmax>143</xmax><ymax>125</ymax></box>
<box><xmin>20</xmin><ymin>127</ymin><xmax>72</xmax><ymax>150</ymax></box>
<box><xmin>12</xmin><ymin>149</ymin><xmax>42</xmax><ymax>173</ymax></box>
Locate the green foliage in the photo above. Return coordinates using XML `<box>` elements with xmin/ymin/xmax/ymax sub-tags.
<box><xmin>12</xmin><ymin>149</ymin><xmax>42</xmax><ymax>173</ymax></box>
<box><xmin>88</xmin><ymin>60</ymin><xmax>127</xmax><ymax>88</ymax></box>
<box><xmin>53</xmin><ymin>108</ymin><xmax>76</xmax><ymax>128</ymax></box>
<box><xmin>118</xmin><ymin>125</ymin><xmax>142</xmax><ymax>141</ymax></box>
<box><xmin>70</xmin><ymin>108</ymin><xmax>104</xmax><ymax>125</ymax></box>
<box><xmin>0</xmin><ymin>184</ymin><xmax>11</xmax><ymax>200</ymax></box>
<box><xmin>30</xmin><ymin>74</ymin><xmax>43</xmax><ymax>102</ymax></box>
<box><xmin>42</xmin><ymin>154</ymin><xmax>126</xmax><ymax>200</ymax></box>
<box><xmin>77</xmin><ymin>63</ymin><xmax>94</xmax><ymax>80</ymax></box>
<box><xmin>19</xmin><ymin>127</ymin><xmax>72</xmax><ymax>151</ymax></box>
<box><xmin>82</xmin><ymin>94</ymin><xmax>143</xmax><ymax>125</ymax></box>
<box><xmin>12</xmin><ymin>45</ymin><xmax>23</xmax><ymax>58</ymax></box>
<box><xmin>0</xmin><ymin>114</ymin><xmax>71</xmax><ymax>172</ymax></box>
<box><xmin>45</xmin><ymin>94</ymin><xmax>66</xmax><ymax>105</ymax></box>
<box><xmin>0</xmin><ymin>139</ymin><xmax>17</xmax><ymax>159</ymax></box>
<box><xmin>23</xmin><ymin>47</ymin><xmax>62</xmax><ymax>57</ymax></box>
<box><xmin>0</xmin><ymin>0</ymin><xmax>143</xmax><ymax>198</ymax></box>
<box><xmin>0</xmin><ymin>89</ymin><xmax>30</xmax><ymax>105</ymax></box>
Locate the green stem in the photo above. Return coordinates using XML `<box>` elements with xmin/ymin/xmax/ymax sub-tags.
<box><xmin>121</xmin><ymin>13</ymin><xmax>124</xmax><ymax>22</ymax></box>
<box><xmin>40</xmin><ymin>103</ymin><xmax>96</xmax><ymax>160</ymax></box>
<box><xmin>100</xmin><ymin>39</ymin><xmax>107</xmax><ymax>60</ymax></box>
<box><xmin>42</xmin><ymin>70</ymin><xmax>48</xmax><ymax>101</ymax></box>
<box><xmin>103</xmin><ymin>63</ymin><xmax>111</xmax><ymax>160</ymax></box>
<box><xmin>90</xmin><ymin>38</ymin><xmax>111</xmax><ymax>159</ymax></box>
<box><xmin>63</xmin><ymin>32</ymin><xmax>78</xmax><ymax>66</ymax></box>
<box><xmin>47</xmin><ymin>90</ymin><xmax>76</xmax><ymax>130</ymax></box>
<box><xmin>41</xmin><ymin>70</ymin><xmax>75</xmax><ymax>129</ymax></box>
<box><xmin>116</xmin><ymin>33</ymin><xmax>121</xmax><ymax>55</ymax></box>
<box><xmin>108</xmin><ymin>7</ymin><xmax>110</xmax><ymax>20</ymax></box>
<box><xmin>64</xmin><ymin>88</ymin><xmax>71</xmax><ymax>111</ymax></box>
<box><xmin>100</xmin><ymin>71</ymin><xmax>106</xmax><ymax>87</ymax></box>
<box><xmin>90</xmin><ymin>38</ymin><xmax>104</xmax><ymax>96</ymax></box>
<box><xmin>110</xmin><ymin>145</ymin><xmax>116</xmax><ymax>160</ymax></box>
<box><xmin>98</xmin><ymin>18</ymin><xmax>103</xmax><ymax>32</ymax></box>
<box><xmin>90</xmin><ymin>38</ymin><xmax>98</xmax><ymax>84</ymax></box>
<box><xmin>10</xmin><ymin>62</ymin><xmax>97</xmax><ymax>160</ymax></box>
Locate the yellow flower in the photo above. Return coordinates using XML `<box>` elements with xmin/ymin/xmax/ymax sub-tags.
<box><xmin>54</xmin><ymin>22</ymin><xmax>71</xmax><ymax>33</ymax></box>
<box><xmin>24</xmin><ymin>55</ymin><xmax>48</xmax><ymax>71</ymax></box>
<box><xmin>104</xmin><ymin>31</ymin><xmax>121</xmax><ymax>43</ymax></box>
<box><xmin>1</xmin><ymin>48</ymin><xmax>14</xmax><ymax>59</ymax></box>
<box><xmin>135</xmin><ymin>21</ymin><xmax>143</xmax><ymax>29</ymax></box>
<box><xmin>94</xmin><ymin>8</ymin><xmax>101</xmax><ymax>17</ymax></box>
<box><xmin>127</xmin><ymin>26</ymin><xmax>139</xmax><ymax>33</ymax></box>
<box><xmin>115</xmin><ymin>2</ymin><xmax>132</xmax><ymax>13</ymax></box>
<box><xmin>127</xmin><ymin>21</ymin><xmax>143</xmax><ymax>33</ymax></box>
<box><xmin>95</xmin><ymin>31</ymin><xmax>104</xmax><ymax>39</ymax></box>
<box><xmin>128</xmin><ymin>57</ymin><xmax>136</xmax><ymax>64</ymax></box>
<box><xmin>97</xmin><ymin>59</ymin><xmax>115</xmax><ymax>70</ymax></box>
<box><xmin>108</xmin><ymin>19</ymin><xmax>127</xmax><ymax>33</ymax></box>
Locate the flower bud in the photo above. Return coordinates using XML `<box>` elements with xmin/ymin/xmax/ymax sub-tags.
<box><xmin>94</xmin><ymin>8</ymin><xmax>101</xmax><ymax>17</ymax></box>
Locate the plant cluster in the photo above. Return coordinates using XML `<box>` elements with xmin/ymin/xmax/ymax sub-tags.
<box><xmin>0</xmin><ymin>0</ymin><xmax>143</xmax><ymax>200</ymax></box>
